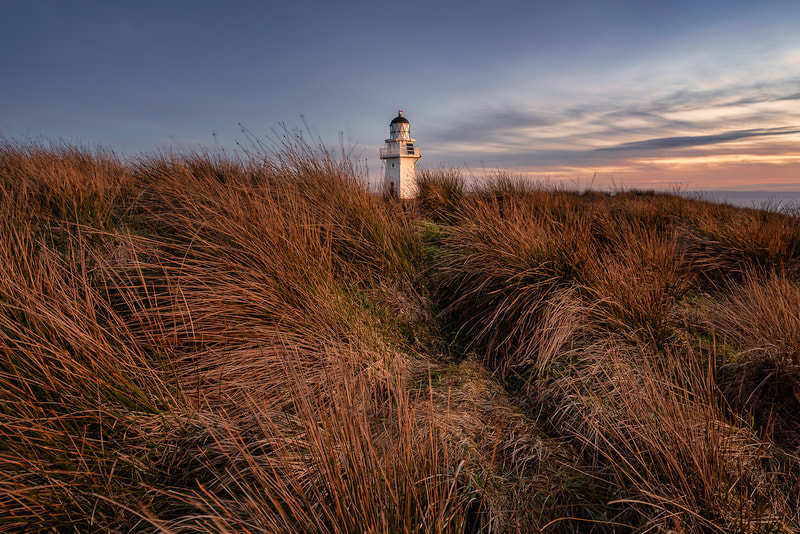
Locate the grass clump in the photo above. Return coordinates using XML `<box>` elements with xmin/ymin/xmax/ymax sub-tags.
<box><xmin>421</xmin><ymin>174</ymin><xmax>800</xmax><ymax>532</ymax></box>
<box><xmin>1</xmin><ymin>141</ymin><xmax>799</xmax><ymax>532</ymax></box>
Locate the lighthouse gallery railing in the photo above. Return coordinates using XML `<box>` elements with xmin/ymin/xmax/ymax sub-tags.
<box><xmin>380</xmin><ymin>147</ymin><xmax>421</xmax><ymax>158</ymax></box>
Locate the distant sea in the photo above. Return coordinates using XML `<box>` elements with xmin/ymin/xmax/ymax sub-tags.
<box><xmin>680</xmin><ymin>190</ymin><xmax>800</xmax><ymax>213</ymax></box>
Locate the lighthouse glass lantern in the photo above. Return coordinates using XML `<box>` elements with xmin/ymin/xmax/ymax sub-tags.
<box><xmin>379</xmin><ymin>110</ymin><xmax>421</xmax><ymax>199</ymax></box>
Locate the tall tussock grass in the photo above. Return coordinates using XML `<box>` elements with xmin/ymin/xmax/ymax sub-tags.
<box><xmin>2</xmin><ymin>143</ymin><xmax>799</xmax><ymax>531</ymax></box>
<box><xmin>711</xmin><ymin>270</ymin><xmax>800</xmax><ymax>450</ymax></box>
<box><xmin>423</xmin><ymin>175</ymin><xmax>800</xmax><ymax>531</ymax></box>
<box><xmin>557</xmin><ymin>342</ymin><xmax>798</xmax><ymax>533</ymax></box>
<box><xmin>432</xmin><ymin>196</ymin><xmax>595</xmax><ymax>374</ymax></box>
<box><xmin>0</xmin><ymin>139</ymin><xmax>133</xmax><ymax>230</ymax></box>
<box><xmin>417</xmin><ymin>170</ymin><xmax>466</xmax><ymax>224</ymax></box>
<box><xmin>0</xmin><ymin>142</ymin><xmax>480</xmax><ymax>532</ymax></box>
<box><xmin>0</xmin><ymin>198</ymin><xmax>178</xmax><ymax>527</ymax></box>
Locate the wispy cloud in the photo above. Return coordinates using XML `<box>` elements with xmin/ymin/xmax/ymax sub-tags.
<box><xmin>426</xmin><ymin>73</ymin><xmax>800</xmax><ymax>188</ymax></box>
<box><xmin>596</xmin><ymin>126</ymin><xmax>800</xmax><ymax>153</ymax></box>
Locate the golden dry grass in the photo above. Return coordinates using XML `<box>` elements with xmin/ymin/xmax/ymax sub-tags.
<box><xmin>1</xmin><ymin>142</ymin><xmax>799</xmax><ymax>532</ymax></box>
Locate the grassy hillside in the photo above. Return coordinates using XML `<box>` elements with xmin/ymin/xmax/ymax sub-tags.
<box><xmin>1</xmin><ymin>139</ymin><xmax>799</xmax><ymax>532</ymax></box>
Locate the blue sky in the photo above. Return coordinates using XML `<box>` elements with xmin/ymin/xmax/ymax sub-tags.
<box><xmin>1</xmin><ymin>0</ymin><xmax>799</xmax><ymax>189</ymax></box>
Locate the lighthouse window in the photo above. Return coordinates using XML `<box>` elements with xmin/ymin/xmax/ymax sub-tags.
<box><xmin>391</xmin><ymin>163</ymin><xmax>395</xmax><ymax>167</ymax></box>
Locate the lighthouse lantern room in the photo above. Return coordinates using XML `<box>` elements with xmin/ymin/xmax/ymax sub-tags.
<box><xmin>379</xmin><ymin>110</ymin><xmax>421</xmax><ymax>199</ymax></box>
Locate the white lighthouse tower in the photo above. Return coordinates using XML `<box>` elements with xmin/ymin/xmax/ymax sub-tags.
<box><xmin>379</xmin><ymin>110</ymin><xmax>421</xmax><ymax>199</ymax></box>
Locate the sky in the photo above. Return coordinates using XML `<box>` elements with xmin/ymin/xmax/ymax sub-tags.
<box><xmin>1</xmin><ymin>0</ymin><xmax>799</xmax><ymax>191</ymax></box>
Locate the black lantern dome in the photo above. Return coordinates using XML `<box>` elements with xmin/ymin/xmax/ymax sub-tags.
<box><xmin>390</xmin><ymin>110</ymin><xmax>410</xmax><ymax>125</ymax></box>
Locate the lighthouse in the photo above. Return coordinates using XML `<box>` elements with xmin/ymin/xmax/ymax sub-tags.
<box><xmin>379</xmin><ymin>110</ymin><xmax>421</xmax><ymax>199</ymax></box>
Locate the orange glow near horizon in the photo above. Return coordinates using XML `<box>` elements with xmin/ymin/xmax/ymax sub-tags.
<box><xmin>434</xmin><ymin>102</ymin><xmax>800</xmax><ymax>190</ymax></box>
